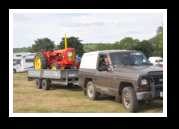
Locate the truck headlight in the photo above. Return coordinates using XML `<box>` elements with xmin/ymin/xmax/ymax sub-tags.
<box><xmin>141</xmin><ymin>79</ymin><xmax>148</xmax><ymax>85</ymax></box>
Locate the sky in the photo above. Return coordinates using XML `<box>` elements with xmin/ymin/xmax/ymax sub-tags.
<box><xmin>13</xmin><ymin>12</ymin><xmax>163</xmax><ymax>48</ymax></box>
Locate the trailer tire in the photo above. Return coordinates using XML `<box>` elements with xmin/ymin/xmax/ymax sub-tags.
<box><xmin>35</xmin><ymin>79</ymin><xmax>42</xmax><ymax>89</ymax></box>
<box><xmin>67</xmin><ymin>83</ymin><xmax>73</xmax><ymax>88</ymax></box>
<box><xmin>42</xmin><ymin>79</ymin><xmax>50</xmax><ymax>90</ymax></box>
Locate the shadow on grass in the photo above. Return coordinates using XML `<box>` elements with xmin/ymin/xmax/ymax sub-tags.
<box><xmin>50</xmin><ymin>84</ymin><xmax>82</xmax><ymax>91</ymax></box>
<box><xmin>138</xmin><ymin>99</ymin><xmax>163</xmax><ymax>112</ymax></box>
<box><xmin>95</xmin><ymin>95</ymin><xmax>163</xmax><ymax>112</ymax></box>
<box><xmin>97</xmin><ymin>95</ymin><xmax>115</xmax><ymax>101</ymax></box>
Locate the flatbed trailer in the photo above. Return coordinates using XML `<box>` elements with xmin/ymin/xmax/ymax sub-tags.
<box><xmin>27</xmin><ymin>69</ymin><xmax>79</xmax><ymax>90</ymax></box>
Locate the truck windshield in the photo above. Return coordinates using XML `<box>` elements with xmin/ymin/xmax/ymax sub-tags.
<box><xmin>109</xmin><ymin>52</ymin><xmax>152</xmax><ymax>66</ymax></box>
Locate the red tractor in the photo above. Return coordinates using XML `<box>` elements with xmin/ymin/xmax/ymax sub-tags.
<box><xmin>34</xmin><ymin>48</ymin><xmax>76</xmax><ymax>70</ymax></box>
<box><xmin>34</xmin><ymin>34</ymin><xmax>77</xmax><ymax>70</ymax></box>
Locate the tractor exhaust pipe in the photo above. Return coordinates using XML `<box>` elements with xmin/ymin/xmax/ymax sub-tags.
<box><xmin>64</xmin><ymin>33</ymin><xmax>68</xmax><ymax>49</ymax></box>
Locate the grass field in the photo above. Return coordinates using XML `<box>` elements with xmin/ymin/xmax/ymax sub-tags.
<box><xmin>13</xmin><ymin>73</ymin><xmax>163</xmax><ymax>113</ymax></box>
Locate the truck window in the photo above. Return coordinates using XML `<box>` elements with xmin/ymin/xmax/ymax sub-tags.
<box><xmin>110</xmin><ymin>52</ymin><xmax>130</xmax><ymax>65</ymax></box>
<box><xmin>109</xmin><ymin>52</ymin><xmax>151</xmax><ymax>66</ymax></box>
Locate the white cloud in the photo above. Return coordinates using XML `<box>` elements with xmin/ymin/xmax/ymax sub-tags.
<box><xmin>13</xmin><ymin>12</ymin><xmax>163</xmax><ymax>48</ymax></box>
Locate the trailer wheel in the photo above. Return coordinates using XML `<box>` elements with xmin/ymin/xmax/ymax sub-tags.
<box><xmin>67</xmin><ymin>83</ymin><xmax>73</xmax><ymax>88</ymax></box>
<box><xmin>35</xmin><ymin>79</ymin><xmax>42</xmax><ymax>89</ymax></box>
<box><xmin>34</xmin><ymin>53</ymin><xmax>47</xmax><ymax>70</ymax></box>
<box><xmin>42</xmin><ymin>79</ymin><xmax>50</xmax><ymax>90</ymax></box>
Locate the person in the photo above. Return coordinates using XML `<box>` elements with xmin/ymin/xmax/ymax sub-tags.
<box><xmin>75</xmin><ymin>55</ymin><xmax>81</xmax><ymax>69</ymax></box>
<box><xmin>99</xmin><ymin>55</ymin><xmax>110</xmax><ymax>71</ymax></box>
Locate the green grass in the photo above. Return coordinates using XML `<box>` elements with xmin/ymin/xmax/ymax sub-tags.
<box><xmin>13</xmin><ymin>73</ymin><xmax>162</xmax><ymax>113</ymax></box>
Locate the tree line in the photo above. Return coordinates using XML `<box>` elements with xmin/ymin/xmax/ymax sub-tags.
<box><xmin>13</xmin><ymin>26</ymin><xmax>163</xmax><ymax>58</ymax></box>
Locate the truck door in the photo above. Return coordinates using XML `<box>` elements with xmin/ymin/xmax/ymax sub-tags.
<box><xmin>94</xmin><ymin>54</ymin><xmax>114</xmax><ymax>95</ymax></box>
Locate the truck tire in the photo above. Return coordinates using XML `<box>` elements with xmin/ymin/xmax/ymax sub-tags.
<box><xmin>41</xmin><ymin>79</ymin><xmax>50</xmax><ymax>90</ymax></box>
<box><xmin>122</xmin><ymin>87</ymin><xmax>138</xmax><ymax>112</ymax></box>
<box><xmin>34</xmin><ymin>53</ymin><xmax>47</xmax><ymax>70</ymax></box>
<box><xmin>35</xmin><ymin>79</ymin><xmax>42</xmax><ymax>89</ymax></box>
<box><xmin>86</xmin><ymin>81</ymin><xmax>99</xmax><ymax>100</ymax></box>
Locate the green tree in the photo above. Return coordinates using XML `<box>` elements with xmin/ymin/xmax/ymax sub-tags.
<box><xmin>31</xmin><ymin>38</ymin><xmax>55</xmax><ymax>52</ymax></box>
<box><xmin>149</xmin><ymin>26</ymin><xmax>163</xmax><ymax>56</ymax></box>
<box><xmin>57</xmin><ymin>36</ymin><xmax>84</xmax><ymax>56</ymax></box>
<box><xmin>115</xmin><ymin>37</ymin><xmax>139</xmax><ymax>50</ymax></box>
<box><xmin>13</xmin><ymin>47</ymin><xmax>32</xmax><ymax>53</ymax></box>
<box><xmin>134</xmin><ymin>40</ymin><xmax>154</xmax><ymax>58</ymax></box>
<box><xmin>157</xmin><ymin>26</ymin><xmax>163</xmax><ymax>34</ymax></box>
<box><xmin>83</xmin><ymin>43</ymin><xmax>98</xmax><ymax>52</ymax></box>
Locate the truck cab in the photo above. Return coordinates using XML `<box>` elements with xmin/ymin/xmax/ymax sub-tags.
<box><xmin>79</xmin><ymin>50</ymin><xmax>163</xmax><ymax>112</ymax></box>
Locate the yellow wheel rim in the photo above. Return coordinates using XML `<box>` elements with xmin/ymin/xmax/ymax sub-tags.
<box><xmin>34</xmin><ymin>56</ymin><xmax>41</xmax><ymax>70</ymax></box>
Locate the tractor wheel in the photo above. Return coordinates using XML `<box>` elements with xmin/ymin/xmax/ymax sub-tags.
<box><xmin>34</xmin><ymin>53</ymin><xmax>47</xmax><ymax>70</ymax></box>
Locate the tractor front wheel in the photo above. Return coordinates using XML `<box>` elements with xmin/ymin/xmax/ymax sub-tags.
<box><xmin>34</xmin><ymin>53</ymin><xmax>47</xmax><ymax>70</ymax></box>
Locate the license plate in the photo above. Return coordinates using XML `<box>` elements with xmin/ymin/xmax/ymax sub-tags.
<box><xmin>160</xmin><ymin>91</ymin><xmax>163</xmax><ymax>97</ymax></box>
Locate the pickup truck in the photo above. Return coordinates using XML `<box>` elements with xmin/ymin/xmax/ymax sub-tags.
<box><xmin>79</xmin><ymin>50</ymin><xmax>163</xmax><ymax>112</ymax></box>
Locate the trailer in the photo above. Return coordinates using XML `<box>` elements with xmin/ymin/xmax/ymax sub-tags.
<box><xmin>27</xmin><ymin>69</ymin><xmax>79</xmax><ymax>90</ymax></box>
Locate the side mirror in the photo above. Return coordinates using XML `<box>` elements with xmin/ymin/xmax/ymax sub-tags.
<box><xmin>107</xmin><ymin>65</ymin><xmax>113</xmax><ymax>72</ymax></box>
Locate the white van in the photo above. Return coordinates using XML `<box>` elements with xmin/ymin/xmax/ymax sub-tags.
<box><xmin>13</xmin><ymin>53</ymin><xmax>35</xmax><ymax>73</ymax></box>
<box><xmin>148</xmin><ymin>57</ymin><xmax>163</xmax><ymax>67</ymax></box>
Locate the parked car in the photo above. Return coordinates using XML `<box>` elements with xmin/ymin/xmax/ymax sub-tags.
<box><xmin>13</xmin><ymin>53</ymin><xmax>35</xmax><ymax>73</ymax></box>
<box><xmin>79</xmin><ymin>50</ymin><xmax>163</xmax><ymax>112</ymax></box>
<box><xmin>149</xmin><ymin>57</ymin><xmax>163</xmax><ymax>67</ymax></box>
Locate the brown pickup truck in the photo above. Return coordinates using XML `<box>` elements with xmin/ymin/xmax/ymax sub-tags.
<box><xmin>79</xmin><ymin>50</ymin><xmax>163</xmax><ymax>112</ymax></box>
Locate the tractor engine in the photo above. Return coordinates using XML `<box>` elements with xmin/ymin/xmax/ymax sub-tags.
<box><xmin>34</xmin><ymin>48</ymin><xmax>76</xmax><ymax>70</ymax></box>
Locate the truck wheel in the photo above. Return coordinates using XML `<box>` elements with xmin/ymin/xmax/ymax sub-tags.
<box><xmin>34</xmin><ymin>53</ymin><xmax>47</xmax><ymax>70</ymax></box>
<box><xmin>86</xmin><ymin>81</ymin><xmax>98</xmax><ymax>100</ymax></box>
<box><xmin>35</xmin><ymin>79</ymin><xmax>42</xmax><ymax>89</ymax></box>
<box><xmin>41</xmin><ymin>79</ymin><xmax>50</xmax><ymax>90</ymax></box>
<box><xmin>122</xmin><ymin>87</ymin><xmax>138</xmax><ymax>112</ymax></box>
